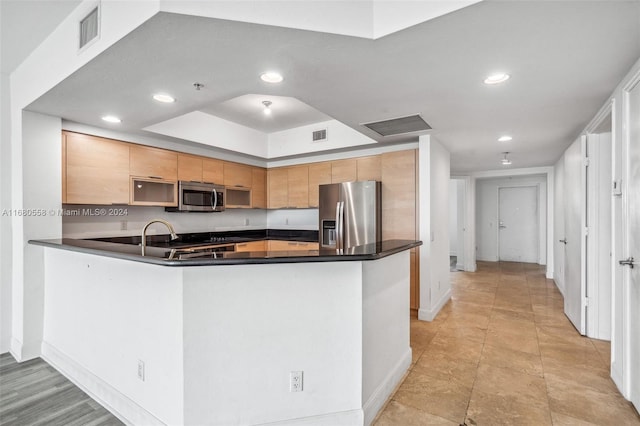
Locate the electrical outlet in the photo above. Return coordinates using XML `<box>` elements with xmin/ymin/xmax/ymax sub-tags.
<box><xmin>137</xmin><ymin>360</ymin><xmax>145</xmax><ymax>381</ymax></box>
<box><xmin>285</xmin><ymin>218</ymin><xmax>289</xmax><ymax>225</ymax></box>
<box><xmin>290</xmin><ymin>371</ymin><xmax>303</xmax><ymax>392</ymax></box>
<box><xmin>120</xmin><ymin>220</ymin><xmax>127</xmax><ymax>231</ymax></box>
<box><xmin>244</xmin><ymin>218</ymin><xmax>249</xmax><ymax>226</ymax></box>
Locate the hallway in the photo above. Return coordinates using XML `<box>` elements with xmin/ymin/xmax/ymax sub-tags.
<box><xmin>375</xmin><ymin>262</ymin><xmax>640</xmax><ymax>425</ymax></box>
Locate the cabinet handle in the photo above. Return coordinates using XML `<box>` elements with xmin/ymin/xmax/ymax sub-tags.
<box><xmin>288</xmin><ymin>242</ymin><xmax>297</xmax><ymax>246</ymax></box>
<box><xmin>237</xmin><ymin>243</ymin><xmax>247</xmax><ymax>247</ymax></box>
<box><xmin>147</xmin><ymin>176</ymin><xmax>163</xmax><ymax>180</ymax></box>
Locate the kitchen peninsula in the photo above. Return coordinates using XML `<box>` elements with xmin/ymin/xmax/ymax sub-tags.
<box><xmin>30</xmin><ymin>233</ymin><xmax>420</xmax><ymax>426</ymax></box>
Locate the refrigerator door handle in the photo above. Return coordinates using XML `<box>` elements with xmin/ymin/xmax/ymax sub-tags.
<box><xmin>335</xmin><ymin>201</ymin><xmax>342</xmax><ymax>250</ymax></box>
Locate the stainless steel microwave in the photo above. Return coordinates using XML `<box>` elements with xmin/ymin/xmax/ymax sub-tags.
<box><xmin>166</xmin><ymin>181</ymin><xmax>225</xmax><ymax>212</ymax></box>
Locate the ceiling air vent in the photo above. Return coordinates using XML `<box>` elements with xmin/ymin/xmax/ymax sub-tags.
<box><xmin>362</xmin><ymin>114</ymin><xmax>431</xmax><ymax>137</ymax></box>
<box><xmin>312</xmin><ymin>128</ymin><xmax>328</xmax><ymax>142</ymax></box>
<box><xmin>79</xmin><ymin>7</ymin><xmax>99</xmax><ymax>50</ymax></box>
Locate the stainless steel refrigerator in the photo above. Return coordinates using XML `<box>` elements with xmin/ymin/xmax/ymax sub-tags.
<box><xmin>319</xmin><ymin>181</ymin><xmax>381</xmax><ymax>250</ymax></box>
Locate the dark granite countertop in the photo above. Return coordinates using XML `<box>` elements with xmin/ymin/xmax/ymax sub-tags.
<box><xmin>29</xmin><ymin>234</ymin><xmax>421</xmax><ymax>267</ymax></box>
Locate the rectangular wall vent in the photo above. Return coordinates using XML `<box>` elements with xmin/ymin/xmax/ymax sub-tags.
<box><xmin>362</xmin><ymin>114</ymin><xmax>431</xmax><ymax>137</ymax></box>
<box><xmin>312</xmin><ymin>129</ymin><xmax>328</xmax><ymax>142</ymax></box>
<box><xmin>79</xmin><ymin>7</ymin><xmax>99</xmax><ymax>50</ymax></box>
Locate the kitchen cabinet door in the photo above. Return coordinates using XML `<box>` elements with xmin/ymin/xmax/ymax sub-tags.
<box><xmin>178</xmin><ymin>154</ymin><xmax>203</xmax><ymax>182</ymax></box>
<box><xmin>381</xmin><ymin>149</ymin><xmax>417</xmax><ymax>240</ymax></box>
<box><xmin>308</xmin><ymin>162</ymin><xmax>331</xmax><ymax>208</ymax></box>
<box><xmin>410</xmin><ymin>248</ymin><xmax>420</xmax><ymax>310</ymax></box>
<box><xmin>224</xmin><ymin>162</ymin><xmax>252</xmax><ymax>188</ymax></box>
<box><xmin>288</xmin><ymin>165</ymin><xmax>309</xmax><ymax>208</ymax></box>
<box><xmin>235</xmin><ymin>240</ymin><xmax>267</xmax><ymax>252</ymax></box>
<box><xmin>267</xmin><ymin>168</ymin><xmax>288</xmax><ymax>209</ymax></box>
<box><xmin>331</xmin><ymin>159</ymin><xmax>357</xmax><ymax>183</ymax></box>
<box><xmin>202</xmin><ymin>158</ymin><xmax>224</xmax><ymax>184</ymax></box>
<box><xmin>65</xmin><ymin>131</ymin><xmax>130</xmax><ymax>205</ymax></box>
<box><xmin>356</xmin><ymin>155</ymin><xmax>382</xmax><ymax>182</ymax></box>
<box><xmin>251</xmin><ymin>168</ymin><xmax>267</xmax><ymax>209</ymax></box>
<box><xmin>61</xmin><ymin>132</ymin><xmax>67</xmax><ymax>203</ymax></box>
<box><xmin>130</xmin><ymin>145</ymin><xmax>177</xmax><ymax>180</ymax></box>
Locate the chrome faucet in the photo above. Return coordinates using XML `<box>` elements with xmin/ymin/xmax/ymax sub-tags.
<box><xmin>141</xmin><ymin>219</ymin><xmax>178</xmax><ymax>256</ymax></box>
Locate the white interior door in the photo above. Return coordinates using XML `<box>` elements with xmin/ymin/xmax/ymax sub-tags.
<box><xmin>622</xmin><ymin>79</ymin><xmax>640</xmax><ymax>412</ymax></box>
<box><xmin>564</xmin><ymin>137</ymin><xmax>586</xmax><ymax>334</ymax></box>
<box><xmin>498</xmin><ymin>186</ymin><xmax>538</xmax><ymax>263</ymax></box>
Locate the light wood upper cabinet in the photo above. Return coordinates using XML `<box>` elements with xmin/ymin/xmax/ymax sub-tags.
<box><xmin>202</xmin><ymin>158</ymin><xmax>224</xmax><ymax>184</ymax></box>
<box><xmin>331</xmin><ymin>159</ymin><xmax>357</xmax><ymax>183</ymax></box>
<box><xmin>130</xmin><ymin>145</ymin><xmax>177</xmax><ymax>180</ymax></box>
<box><xmin>308</xmin><ymin>162</ymin><xmax>331</xmax><ymax>208</ymax></box>
<box><xmin>288</xmin><ymin>165</ymin><xmax>309</xmax><ymax>208</ymax></box>
<box><xmin>267</xmin><ymin>168</ymin><xmax>288</xmax><ymax>209</ymax></box>
<box><xmin>224</xmin><ymin>162</ymin><xmax>252</xmax><ymax>188</ymax></box>
<box><xmin>177</xmin><ymin>154</ymin><xmax>203</xmax><ymax>182</ymax></box>
<box><xmin>357</xmin><ymin>155</ymin><xmax>382</xmax><ymax>182</ymax></box>
<box><xmin>252</xmin><ymin>168</ymin><xmax>267</xmax><ymax>209</ymax></box>
<box><xmin>381</xmin><ymin>149</ymin><xmax>417</xmax><ymax>240</ymax></box>
<box><xmin>64</xmin><ymin>131</ymin><xmax>130</xmax><ymax>205</ymax></box>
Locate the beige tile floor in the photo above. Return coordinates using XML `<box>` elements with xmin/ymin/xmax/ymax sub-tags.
<box><xmin>374</xmin><ymin>261</ymin><xmax>640</xmax><ymax>426</ymax></box>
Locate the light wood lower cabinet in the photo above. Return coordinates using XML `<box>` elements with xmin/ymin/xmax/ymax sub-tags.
<box><xmin>410</xmin><ymin>248</ymin><xmax>420</xmax><ymax>310</ymax></box>
<box><xmin>235</xmin><ymin>240</ymin><xmax>267</xmax><ymax>252</ymax></box>
<box><xmin>267</xmin><ymin>240</ymin><xmax>319</xmax><ymax>251</ymax></box>
<box><xmin>64</xmin><ymin>132</ymin><xmax>130</xmax><ymax>205</ymax></box>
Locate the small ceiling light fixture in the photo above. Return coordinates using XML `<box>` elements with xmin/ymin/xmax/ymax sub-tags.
<box><xmin>101</xmin><ymin>115</ymin><xmax>121</xmax><ymax>123</ymax></box>
<box><xmin>501</xmin><ymin>152</ymin><xmax>512</xmax><ymax>165</ymax></box>
<box><xmin>193</xmin><ymin>82</ymin><xmax>204</xmax><ymax>91</ymax></box>
<box><xmin>484</xmin><ymin>73</ymin><xmax>510</xmax><ymax>85</ymax></box>
<box><xmin>498</xmin><ymin>135</ymin><xmax>513</xmax><ymax>142</ymax></box>
<box><xmin>262</xmin><ymin>100</ymin><xmax>273</xmax><ymax>115</ymax></box>
<box><xmin>153</xmin><ymin>93</ymin><xmax>175</xmax><ymax>103</ymax></box>
<box><xmin>260</xmin><ymin>71</ymin><xmax>283</xmax><ymax>83</ymax></box>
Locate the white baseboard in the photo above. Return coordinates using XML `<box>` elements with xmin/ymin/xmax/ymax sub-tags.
<box><xmin>362</xmin><ymin>348</ymin><xmax>412</xmax><ymax>426</ymax></box>
<box><xmin>10</xmin><ymin>337</ymin><xmax>41</xmax><ymax>362</ymax></box>
<box><xmin>418</xmin><ymin>289</ymin><xmax>452</xmax><ymax>322</ymax></box>
<box><xmin>259</xmin><ymin>409</ymin><xmax>364</xmax><ymax>426</ymax></box>
<box><xmin>41</xmin><ymin>342</ymin><xmax>166</xmax><ymax>426</ymax></box>
<box><xmin>455</xmin><ymin>262</ymin><xmax>464</xmax><ymax>271</ymax></box>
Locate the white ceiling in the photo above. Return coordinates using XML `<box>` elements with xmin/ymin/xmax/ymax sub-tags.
<box><xmin>19</xmin><ymin>1</ymin><xmax>640</xmax><ymax>172</ymax></box>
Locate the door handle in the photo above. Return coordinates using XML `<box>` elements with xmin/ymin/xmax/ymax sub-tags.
<box><xmin>619</xmin><ymin>257</ymin><xmax>635</xmax><ymax>268</ymax></box>
<box><xmin>559</xmin><ymin>239</ymin><xmax>567</xmax><ymax>244</ymax></box>
<box><xmin>499</xmin><ymin>225</ymin><xmax>507</xmax><ymax>229</ymax></box>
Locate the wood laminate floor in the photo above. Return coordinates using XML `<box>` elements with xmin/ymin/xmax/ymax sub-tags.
<box><xmin>0</xmin><ymin>353</ymin><xmax>123</xmax><ymax>426</ymax></box>
<box><xmin>2</xmin><ymin>262</ymin><xmax>639</xmax><ymax>425</ymax></box>
<box><xmin>374</xmin><ymin>261</ymin><xmax>640</xmax><ymax>425</ymax></box>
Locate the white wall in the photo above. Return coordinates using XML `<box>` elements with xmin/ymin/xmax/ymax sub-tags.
<box><xmin>456</xmin><ymin>179</ymin><xmax>465</xmax><ymax>270</ymax></box>
<box><xmin>418</xmin><ymin>135</ymin><xmax>451</xmax><ymax>321</ymax></box>
<box><xmin>8</xmin><ymin>0</ymin><xmax>161</xmax><ymax>360</ymax></box>
<box><xmin>553</xmin><ymin>156</ymin><xmax>566</xmax><ymax>295</ymax></box>
<box><xmin>268</xmin><ymin>120</ymin><xmax>377</xmax><ymax>159</ymax></box>
<box><xmin>0</xmin><ymin>71</ymin><xmax>11</xmax><ymax>353</ymax></box>
<box><xmin>449</xmin><ymin>180</ymin><xmax>458</xmax><ymax>256</ymax></box>
<box><xmin>475</xmin><ymin>174</ymin><xmax>547</xmax><ymax>264</ymax></box>
<box><xmin>10</xmin><ymin>111</ymin><xmax>62</xmax><ymax>361</ymax></box>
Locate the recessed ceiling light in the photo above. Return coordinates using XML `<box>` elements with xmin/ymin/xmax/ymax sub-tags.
<box><xmin>498</xmin><ymin>135</ymin><xmax>513</xmax><ymax>142</ymax></box>
<box><xmin>153</xmin><ymin>93</ymin><xmax>175</xmax><ymax>103</ymax></box>
<box><xmin>484</xmin><ymin>73</ymin><xmax>510</xmax><ymax>85</ymax></box>
<box><xmin>260</xmin><ymin>72</ymin><xmax>283</xmax><ymax>83</ymax></box>
<box><xmin>101</xmin><ymin>115</ymin><xmax>121</xmax><ymax>123</ymax></box>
